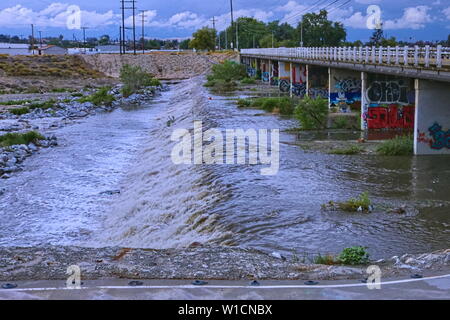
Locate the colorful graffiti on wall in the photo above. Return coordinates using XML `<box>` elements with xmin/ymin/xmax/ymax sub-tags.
<box><xmin>418</xmin><ymin>122</ymin><xmax>450</xmax><ymax>150</ymax></box>
<box><xmin>364</xmin><ymin>78</ymin><xmax>415</xmax><ymax>130</ymax></box>
<box><xmin>308</xmin><ymin>87</ymin><xmax>328</xmax><ymax>99</ymax></box>
<box><xmin>330</xmin><ymin>77</ymin><xmax>361</xmax><ymax>112</ymax></box>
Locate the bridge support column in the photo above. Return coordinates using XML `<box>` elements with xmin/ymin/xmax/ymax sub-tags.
<box><xmin>414</xmin><ymin>79</ymin><xmax>450</xmax><ymax>155</ymax></box>
<box><xmin>328</xmin><ymin>68</ymin><xmax>362</xmax><ymax>113</ymax></box>
<box><xmin>361</xmin><ymin>72</ymin><xmax>368</xmax><ymax>130</ymax></box>
<box><xmin>289</xmin><ymin>62</ymin><xmax>293</xmax><ymax>98</ymax></box>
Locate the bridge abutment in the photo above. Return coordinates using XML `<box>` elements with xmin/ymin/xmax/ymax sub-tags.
<box><xmin>414</xmin><ymin>79</ymin><xmax>450</xmax><ymax>155</ymax></box>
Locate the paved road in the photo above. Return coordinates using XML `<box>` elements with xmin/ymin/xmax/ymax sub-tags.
<box><xmin>1</xmin><ymin>274</ymin><xmax>449</xmax><ymax>300</ymax></box>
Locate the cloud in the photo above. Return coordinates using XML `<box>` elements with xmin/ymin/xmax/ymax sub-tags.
<box><xmin>384</xmin><ymin>6</ymin><xmax>432</xmax><ymax>30</ymax></box>
<box><xmin>444</xmin><ymin>7</ymin><xmax>450</xmax><ymax>20</ymax></box>
<box><xmin>0</xmin><ymin>3</ymin><xmax>118</xmax><ymax>28</ymax></box>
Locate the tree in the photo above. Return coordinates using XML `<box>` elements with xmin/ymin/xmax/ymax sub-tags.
<box><xmin>447</xmin><ymin>34</ymin><xmax>450</xmax><ymax>47</ymax></box>
<box><xmin>259</xmin><ymin>34</ymin><xmax>276</xmax><ymax>48</ymax></box>
<box><xmin>297</xmin><ymin>10</ymin><xmax>346</xmax><ymax>47</ymax></box>
<box><xmin>369</xmin><ymin>25</ymin><xmax>384</xmax><ymax>46</ymax></box>
<box><xmin>189</xmin><ymin>27</ymin><xmax>216</xmax><ymax>51</ymax></box>
<box><xmin>179</xmin><ymin>39</ymin><xmax>191</xmax><ymax>50</ymax></box>
<box><xmin>98</xmin><ymin>35</ymin><xmax>110</xmax><ymax>45</ymax></box>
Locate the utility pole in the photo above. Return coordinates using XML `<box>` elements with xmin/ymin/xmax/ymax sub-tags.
<box><xmin>272</xmin><ymin>32</ymin><xmax>274</xmax><ymax>48</ymax></box>
<box><xmin>120</xmin><ymin>0</ymin><xmax>137</xmax><ymax>54</ymax></box>
<box><xmin>119</xmin><ymin>26</ymin><xmax>123</xmax><ymax>54</ymax></box>
<box><xmin>230</xmin><ymin>0</ymin><xmax>234</xmax><ymax>49</ymax></box>
<box><xmin>140</xmin><ymin>10</ymin><xmax>146</xmax><ymax>54</ymax></box>
<box><xmin>81</xmin><ymin>27</ymin><xmax>88</xmax><ymax>54</ymax></box>
<box><xmin>38</xmin><ymin>31</ymin><xmax>42</xmax><ymax>49</ymax></box>
<box><xmin>300</xmin><ymin>16</ymin><xmax>304</xmax><ymax>47</ymax></box>
<box><xmin>30</xmin><ymin>24</ymin><xmax>35</xmax><ymax>55</ymax></box>
<box><xmin>132</xmin><ymin>0</ymin><xmax>136</xmax><ymax>55</ymax></box>
<box><xmin>211</xmin><ymin>16</ymin><xmax>217</xmax><ymax>50</ymax></box>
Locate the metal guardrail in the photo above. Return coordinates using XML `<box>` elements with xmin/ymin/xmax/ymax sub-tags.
<box><xmin>241</xmin><ymin>46</ymin><xmax>450</xmax><ymax>69</ymax></box>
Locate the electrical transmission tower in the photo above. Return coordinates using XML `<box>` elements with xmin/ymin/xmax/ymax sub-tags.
<box><xmin>120</xmin><ymin>0</ymin><xmax>137</xmax><ymax>55</ymax></box>
<box><xmin>140</xmin><ymin>10</ymin><xmax>147</xmax><ymax>54</ymax></box>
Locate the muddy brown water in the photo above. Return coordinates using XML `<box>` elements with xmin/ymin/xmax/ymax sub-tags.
<box><xmin>0</xmin><ymin>78</ymin><xmax>449</xmax><ymax>260</ymax></box>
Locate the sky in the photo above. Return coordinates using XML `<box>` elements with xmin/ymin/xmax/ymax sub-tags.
<box><xmin>0</xmin><ymin>0</ymin><xmax>449</xmax><ymax>42</ymax></box>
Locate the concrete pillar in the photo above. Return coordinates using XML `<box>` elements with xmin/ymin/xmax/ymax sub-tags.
<box><xmin>414</xmin><ymin>79</ymin><xmax>450</xmax><ymax>155</ymax></box>
<box><xmin>306</xmin><ymin>64</ymin><xmax>310</xmax><ymax>94</ymax></box>
<box><xmin>289</xmin><ymin>62</ymin><xmax>293</xmax><ymax>98</ymax></box>
<box><xmin>361</xmin><ymin>72</ymin><xmax>368</xmax><ymax>130</ymax></box>
<box><xmin>328</xmin><ymin>68</ymin><xmax>362</xmax><ymax>113</ymax></box>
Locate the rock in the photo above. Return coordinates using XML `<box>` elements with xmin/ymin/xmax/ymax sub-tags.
<box><xmin>271</xmin><ymin>252</ymin><xmax>286</xmax><ymax>260</ymax></box>
<box><xmin>28</xmin><ymin>143</ymin><xmax>38</xmax><ymax>152</ymax></box>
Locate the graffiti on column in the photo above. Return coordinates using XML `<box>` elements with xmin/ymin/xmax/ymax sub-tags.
<box><xmin>330</xmin><ymin>77</ymin><xmax>361</xmax><ymax>112</ymax></box>
<box><xmin>271</xmin><ymin>63</ymin><xmax>279</xmax><ymax>86</ymax></box>
<box><xmin>364</xmin><ymin>78</ymin><xmax>415</xmax><ymax>130</ymax></box>
<box><xmin>262</xmin><ymin>72</ymin><xmax>270</xmax><ymax>82</ymax></box>
<box><xmin>419</xmin><ymin>122</ymin><xmax>450</xmax><ymax>150</ymax></box>
<box><xmin>291</xmin><ymin>83</ymin><xmax>306</xmax><ymax>96</ymax></box>
<box><xmin>279</xmin><ymin>79</ymin><xmax>291</xmax><ymax>93</ymax></box>
<box><xmin>308</xmin><ymin>88</ymin><xmax>328</xmax><ymax>99</ymax></box>
<box><xmin>247</xmin><ymin>66</ymin><xmax>256</xmax><ymax>78</ymax></box>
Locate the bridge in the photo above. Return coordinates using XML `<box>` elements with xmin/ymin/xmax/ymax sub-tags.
<box><xmin>240</xmin><ymin>46</ymin><xmax>450</xmax><ymax>155</ymax></box>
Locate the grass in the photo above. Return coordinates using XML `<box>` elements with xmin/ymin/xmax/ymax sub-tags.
<box><xmin>240</xmin><ymin>77</ymin><xmax>256</xmax><ymax>85</ymax></box>
<box><xmin>238</xmin><ymin>97</ymin><xmax>296</xmax><ymax>115</ymax></box>
<box><xmin>28</xmin><ymin>99</ymin><xmax>57</xmax><ymax>110</ymax></box>
<box><xmin>376</xmin><ymin>134</ymin><xmax>413</xmax><ymax>156</ymax></box>
<box><xmin>322</xmin><ymin>192</ymin><xmax>372</xmax><ymax>212</ymax></box>
<box><xmin>0</xmin><ymin>100</ymin><xmax>32</xmax><ymax>106</ymax></box>
<box><xmin>0</xmin><ymin>131</ymin><xmax>44</xmax><ymax>147</ymax></box>
<box><xmin>120</xmin><ymin>64</ymin><xmax>160</xmax><ymax>97</ymax></box>
<box><xmin>314</xmin><ymin>254</ymin><xmax>338</xmax><ymax>265</ymax></box>
<box><xmin>9</xmin><ymin>107</ymin><xmax>30</xmax><ymax>115</ymax></box>
<box><xmin>78</xmin><ymin>87</ymin><xmax>115</xmax><ymax>106</ymax></box>
<box><xmin>204</xmin><ymin>60</ymin><xmax>247</xmax><ymax>92</ymax></box>
<box><xmin>329</xmin><ymin>145</ymin><xmax>364</xmax><ymax>155</ymax></box>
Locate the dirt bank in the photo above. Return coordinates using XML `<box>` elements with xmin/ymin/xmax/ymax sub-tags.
<box><xmin>0</xmin><ymin>246</ymin><xmax>448</xmax><ymax>282</ymax></box>
<box><xmin>81</xmin><ymin>52</ymin><xmax>239</xmax><ymax>79</ymax></box>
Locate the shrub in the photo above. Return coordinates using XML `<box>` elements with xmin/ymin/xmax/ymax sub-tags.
<box><xmin>9</xmin><ymin>107</ymin><xmax>30</xmax><ymax>115</ymax></box>
<box><xmin>236</xmin><ymin>98</ymin><xmax>252</xmax><ymax>108</ymax></box>
<box><xmin>0</xmin><ymin>131</ymin><xmax>44</xmax><ymax>147</ymax></box>
<box><xmin>120</xmin><ymin>64</ymin><xmax>159</xmax><ymax>97</ymax></box>
<box><xmin>376</xmin><ymin>134</ymin><xmax>413</xmax><ymax>156</ymax></box>
<box><xmin>78</xmin><ymin>87</ymin><xmax>115</xmax><ymax>106</ymax></box>
<box><xmin>329</xmin><ymin>145</ymin><xmax>364</xmax><ymax>155</ymax></box>
<box><xmin>294</xmin><ymin>96</ymin><xmax>329</xmax><ymax>129</ymax></box>
<box><xmin>209</xmin><ymin>60</ymin><xmax>247</xmax><ymax>82</ymax></box>
<box><xmin>337</xmin><ymin>246</ymin><xmax>369</xmax><ymax>265</ymax></box>
<box><xmin>0</xmin><ymin>100</ymin><xmax>32</xmax><ymax>106</ymax></box>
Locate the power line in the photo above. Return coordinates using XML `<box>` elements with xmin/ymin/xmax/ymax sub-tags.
<box><xmin>140</xmin><ymin>10</ymin><xmax>147</xmax><ymax>54</ymax></box>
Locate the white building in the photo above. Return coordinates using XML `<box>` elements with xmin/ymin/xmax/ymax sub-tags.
<box><xmin>0</xmin><ymin>43</ymin><xmax>30</xmax><ymax>55</ymax></box>
<box><xmin>37</xmin><ymin>45</ymin><xmax>68</xmax><ymax>55</ymax></box>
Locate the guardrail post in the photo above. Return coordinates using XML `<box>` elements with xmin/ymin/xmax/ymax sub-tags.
<box><xmin>359</xmin><ymin>46</ymin><xmax>363</xmax><ymax>62</ymax></box>
<box><xmin>386</xmin><ymin>46</ymin><xmax>391</xmax><ymax>64</ymax></box>
<box><xmin>436</xmin><ymin>45</ymin><xmax>442</xmax><ymax>68</ymax></box>
<box><xmin>425</xmin><ymin>45</ymin><xmax>430</xmax><ymax>67</ymax></box>
<box><xmin>372</xmin><ymin>46</ymin><xmax>376</xmax><ymax>63</ymax></box>
<box><xmin>365</xmin><ymin>47</ymin><xmax>369</xmax><ymax>63</ymax></box>
<box><xmin>378</xmin><ymin>46</ymin><xmax>383</xmax><ymax>64</ymax></box>
<box><xmin>414</xmin><ymin>46</ymin><xmax>419</xmax><ymax>66</ymax></box>
<box><xmin>403</xmin><ymin>46</ymin><xmax>409</xmax><ymax>65</ymax></box>
<box><xmin>395</xmin><ymin>46</ymin><xmax>399</xmax><ymax>65</ymax></box>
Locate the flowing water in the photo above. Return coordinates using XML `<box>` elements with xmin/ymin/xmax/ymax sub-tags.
<box><xmin>1</xmin><ymin>78</ymin><xmax>449</xmax><ymax>259</ymax></box>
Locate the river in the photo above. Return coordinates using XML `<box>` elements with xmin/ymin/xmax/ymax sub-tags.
<box><xmin>1</xmin><ymin>77</ymin><xmax>449</xmax><ymax>259</ymax></box>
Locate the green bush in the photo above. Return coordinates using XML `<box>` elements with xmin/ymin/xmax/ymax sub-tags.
<box><xmin>209</xmin><ymin>60</ymin><xmax>247</xmax><ymax>82</ymax></box>
<box><xmin>236</xmin><ymin>98</ymin><xmax>252</xmax><ymax>108</ymax></box>
<box><xmin>314</xmin><ymin>254</ymin><xmax>337</xmax><ymax>265</ymax></box>
<box><xmin>120</xmin><ymin>64</ymin><xmax>159</xmax><ymax>97</ymax></box>
<box><xmin>376</xmin><ymin>134</ymin><xmax>413</xmax><ymax>156</ymax></box>
<box><xmin>78</xmin><ymin>87</ymin><xmax>115</xmax><ymax>106</ymax></box>
<box><xmin>294</xmin><ymin>96</ymin><xmax>329</xmax><ymax>129</ymax></box>
<box><xmin>9</xmin><ymin>107</ymin><xmax>30</xmax><ymax>115</ymax></box>
<box><xmin>0</xmin><ymin>100</ymin><xmax>32</xmax><ymax>106</ymax></box>
<box><xmin>337</xmin><ymin>246</ymin><xmax>369</xmax><ymax>265</ymax></box>
<box><xmin>0</xmin><ymin>131</ymin><xmax>44</xmax><ymax>147</ymax></box>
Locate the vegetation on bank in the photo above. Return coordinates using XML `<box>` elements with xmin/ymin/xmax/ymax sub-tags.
<box><xmin>237</xmin><ymin>97</ymin><xmax>295</xmax><ymax>115</ymax></box>
<box><xmin>204</xmin><ymin>60</ymin><xmax>247</xmax><ymax>91</ymax></box>
<box><xmin>376</xmin><ymin>134</ymin><xmax>413</xmax><ymax>156</ymax></box>
<box><xmin>0</xmin><ymin>131</ymin><xmax>44</xmax><ymax>147</ymax></box>
<box><xmin>77</xmin><ymin>87</ymin><xmax>115</xmax><ymax>106</ymax></box>
<box><xmin>120</xmin><ymin>64</ymin><xmax>161</xmax><ymax>97</ymax></box>
<box><xmin>294</xmin><ymin>96</ymin><xmax>329</xmax><ymax>130</ymax></box>
<box><xmin>314</xmin><ymin>246</ymin><xmax>370</xmax><ymax>265</ymax></box>
<box><xmin>329</xmin><ymin>145</ymin><xmax>364</xmax><ymax>155</ymax></box>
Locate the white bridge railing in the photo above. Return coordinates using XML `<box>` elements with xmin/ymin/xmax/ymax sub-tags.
<box><xmin>241</xmin><ymin>46</ymin><xmax>450</xmax><ymax>69</ymax></box>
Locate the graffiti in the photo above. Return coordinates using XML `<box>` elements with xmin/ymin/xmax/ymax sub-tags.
<box><xmin>330</xmin><ymin>77</ymin><xmax>362</xmax><ymax>112</ymax></box>
<box><xmin>366</xmin><ymin>105</ymin><xmax>414</xmax><ymax>130</ymax></box>
<box><xmin>428</xmin><ymin>122</ymin><xmax>450</xmax><ymax>149</ymax></box>
<box><xmin>270</xmin><ymin>77</ymin><xmax>279</xmax><ymax>86</ymax></box>
<box><xmin>247</xmin><ymin>67</ymin><xmax>256</xmax><ymax>78</ymax></box>
<box><xmin>366</xmin><ymin>80</ymin><xmax>413</xmax><ymax>105</ymax></box>
<box><xmin>279</xmin><ymin>79</ymin><xmax>291</xmax><ymax>93</ymax></box>
<box><xmin>308</xmin><ymin>87</ymin><xmax>328</xmax><ymax>99</ymax></box>
<box><xmin>262</xmin><ymin>71</ymin><xmax>270</xmax><ymax>82</ymax></box>
<box><xmin>291</xmin><ymin>83</ymin><xmax>306</xmax><ymax>97</ymax></box>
